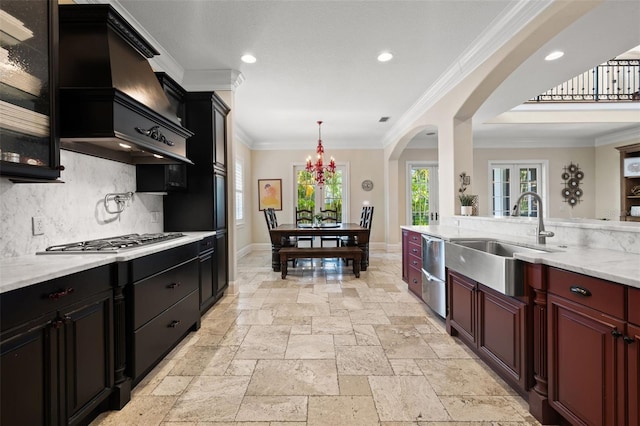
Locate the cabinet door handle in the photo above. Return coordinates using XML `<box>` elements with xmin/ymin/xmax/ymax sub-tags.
<box><xmin>569</xmin><ymin>286</ymin><xmax>591</xmax><ymax>297</ymax></box>
<box><xmin>412</xmin><ymin>278</ymin><xmax>418</xmax><ymax>284</ymax></box>
<box><xmin>412</xmin><ymin>260</ymin><xmax>419</xmax><ymax>266</ymax></box>
<box><xmin>169</xmin><ymin>320</ymin><xmax>181</xmax><ymax>328</ymax></box>
<box><xmin>412</xmin><ymin>248</ymin><xmax>418</xmax><ymax>254</ymax></box>
<box><xmin>168</xmin><ymin>282</ymin><xmax>181</xmax><ymax>289</ymax></box>
<box><xmin>624</xmin><ymin>336</ymin><xmax>636</xmax><ymax>344</ymax></box>
<box><xmin>612</xmin><ymin>330</ymin><xmax>623</xmax><ymax>338</ymax></box>
<box><xmin>48</xmin><ymin>287</ymin><xmax>75</xmax><ymax>300</ymax></box>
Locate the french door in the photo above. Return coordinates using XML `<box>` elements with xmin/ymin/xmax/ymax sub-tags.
<box><xmin>294</xmin><ymin>165</ymin><xmax>348</xmax><ymax>222</ymax></box>
<box><xmin>490</xmin><ymin>162</ymin><xmax>545</xmax><ymax>217</ymax></box>
<box><xmin>406</xmin><ymin>162</ymin><xmax>439</xmax><ymax>225</ymax></box>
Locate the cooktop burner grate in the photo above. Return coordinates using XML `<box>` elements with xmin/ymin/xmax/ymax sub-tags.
<box><xmin>38</xmin><ymin>233</ymin><xmax>185</xmax><ymax>254</ymax></box>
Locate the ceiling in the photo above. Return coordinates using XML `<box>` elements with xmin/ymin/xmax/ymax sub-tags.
<box><xmin>107</xmin><ymin>0</ymin><xmax>640</xmax><ymax>150</ymax></box>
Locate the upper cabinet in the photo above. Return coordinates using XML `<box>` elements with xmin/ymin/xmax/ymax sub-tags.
<box><xmin>0</xmin><ymin>0</ymin><xmax>60</xmax><ymax>181</ymax></box>
<box><xmin>618</xmin><ymin>143</ymin><xmax>640</xmax><ymax>222</ymax></box>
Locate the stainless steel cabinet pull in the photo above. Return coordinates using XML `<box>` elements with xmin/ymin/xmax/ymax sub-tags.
<box><xmin>412</xmin><ymin>248</ymin><xmax>418</xmax><ymax>253</ymax></box>
<box><xmin>412</xmin><ymin>260</ymin><xmax>419</xmax><ymax>266</ymax></box>
<box><xmin>169</xmin><ymin>320</ymin><xmax>181</xmax><ymax>328</ymax></box>
<box><xmin>49</xmin><ymin>287</ymin><xmax>75</xmax><ymax>300</ymax></box>
<box><xmin>569</xmin><ymin>285</ymin><xmax>591</xmax><ymax>297</ymax></box>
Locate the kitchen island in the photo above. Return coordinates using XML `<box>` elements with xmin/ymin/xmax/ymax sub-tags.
<box><xmin>402</xmin><ymin>219</ymin><xmax>639</xmax><ymax>425</ymax></box>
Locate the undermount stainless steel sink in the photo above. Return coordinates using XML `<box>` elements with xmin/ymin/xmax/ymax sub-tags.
<box><xmin>452</xmin><ymin>240</ymin><xmax>552</xmax><ymax>257</ymax></box>
<box><xmin>444</xmin><ymin>240</ymin><xmax>553</xmax><ymax>296</ymax></box>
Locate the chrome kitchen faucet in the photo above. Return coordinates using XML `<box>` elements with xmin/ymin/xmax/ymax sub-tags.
<box><xmin>513</xmin><ymin>191</ymin><xmax>555</xmax><ymax>244</ymax></box>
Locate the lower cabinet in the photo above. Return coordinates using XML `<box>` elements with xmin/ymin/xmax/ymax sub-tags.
<box><xmin>401</xmin><ymin>229</ymin><xmax>423</xmax><ymax>299</ymax></box>
<box><xmin>0</xmin><ymin>266</ymin><xmax>114</xmax><ymax>426</ymax></box>
<box><xmin>547</xmin><ymin>266</ymin><xmax>630</xmax><ymax>426</ymax></box>
<box><xmin>447</xmin><ymin>270</ymin><xmax>529</xmax><ymax>394</ymax></box>
<box><xmin>124</xmin><ymin>242</ymin><xmax>200</xmax><ymax>385</ymax></box>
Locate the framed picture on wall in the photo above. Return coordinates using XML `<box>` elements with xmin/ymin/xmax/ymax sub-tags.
<box><xmin>258</xmin><ymin>178</ymin><xmax>282</xmax><ymax>210</ymax></box>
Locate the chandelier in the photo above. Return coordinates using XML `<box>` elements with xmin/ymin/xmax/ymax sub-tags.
<box><xmin>305</xmin><ymin>120</ymin><xmax>336</xmax><ymax>186</ymax></box>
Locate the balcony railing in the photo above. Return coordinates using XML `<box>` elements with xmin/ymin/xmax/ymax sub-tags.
<box><xmin>529</xmin><ymin>59</ymin><xmax>639</xmax><ymax>102</ymax></box>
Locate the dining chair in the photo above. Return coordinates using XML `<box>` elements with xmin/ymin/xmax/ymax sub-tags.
<box><xmin>264</xmin><ymin>208</ymin><xmax>296</xmax><ymax>265</ymax></box>
<box><xmin>295</xmin><ymin>208</ymin><xmax>314</xmax><ymax>247</ymax></box>
<box><xmin>342</xmin><ymin>205</ymin><xmax>374</xmax><ymax>265</ymax></box>
<box><xmin>319</xmin><ymin>208</ymin><xmax>340</xmax><ymax>247</ymax></box>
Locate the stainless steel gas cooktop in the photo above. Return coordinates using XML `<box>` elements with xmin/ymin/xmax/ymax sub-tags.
<box><xmin>37</xmin><ymin>233</ymin><xmax>185</xmax><ymax>254</ymax></box>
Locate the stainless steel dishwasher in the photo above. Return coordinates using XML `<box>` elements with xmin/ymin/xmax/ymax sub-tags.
<box><xmin>421</xmin><ymin>234</ymin><xmax>446</xmax><ymax>318</ymax></box>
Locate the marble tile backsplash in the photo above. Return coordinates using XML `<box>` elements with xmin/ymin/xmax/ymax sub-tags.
<box><xmin>0</xmin><ymin>150</ymin><xmax>163</xmax><ymax>258</ymax></box>
<box><xmin>444</xmin><ymin>215</ymin><xmax>640</xmax><ymax>254</ymax></box>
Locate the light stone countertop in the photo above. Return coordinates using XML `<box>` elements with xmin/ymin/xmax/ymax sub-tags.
<box><xmin>0</xmin><ymin>231</ymin><xmax>215</xmax><ymax>294</ymax></box>
<box><xmin>403</xmin><ymin>225</ymin><xmax>640</xmax><ymax>289</ymax></box>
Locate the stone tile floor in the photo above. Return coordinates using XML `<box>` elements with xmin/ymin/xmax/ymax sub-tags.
<box><xmin>91</xmin><ymin>250</ymin><xmax>541</xmax><ymax>425</ymax></box>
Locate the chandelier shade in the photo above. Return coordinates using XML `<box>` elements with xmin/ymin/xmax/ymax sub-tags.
<box><xmin>305</xmin><ymin>120</ymin><xmax>336</xmax><ymax>186</ymax></box>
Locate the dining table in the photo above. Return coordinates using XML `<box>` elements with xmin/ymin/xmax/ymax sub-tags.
<box><xmin>268</xmin><ymin>223</ymin><xmax>370</xmax><ymax>272</ymax></box>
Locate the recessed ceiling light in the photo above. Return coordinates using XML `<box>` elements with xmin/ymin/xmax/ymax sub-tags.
<box><xmin>377</xmin><ymin>52</ymin><xmax>393</xmax><ymax>62</ymax></box>
<box><xmin>153</xmin><ymin>154</ymin><xmax>163</xmax><ymax>159</ymax></box>
<box><xmin>426</xmin><ymin>132</ymin><xmax>436</xmax><ymax>136</ymax></box>
<box><xmin>119</xmin><ymin>143</ymin><xmax>131</xmax><ymax>149</ymax></box>
<box><xmin>241</xmin><ymin>54</ymin><xmax>257</xmax><ymax>64</ymax></box>
<box><xmin>545</xmin><ymin>51</ymin><xmax>564</xmax><ymax>61</ymax></box>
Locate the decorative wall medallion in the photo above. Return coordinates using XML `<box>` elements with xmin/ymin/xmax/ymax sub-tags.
<box><xmin>561</xmin><ymin>162</ymin><xmax>583</xmax><ymax>208</ymax></box>
<box><xmin>361</xmin><ymin>179</ymin><xmax>374</xmax><ymax>191</ymax></box>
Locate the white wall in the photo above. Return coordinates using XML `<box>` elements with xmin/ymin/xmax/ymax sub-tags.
<box><xmin>234</xmin><ymin>141</ymin><xmax>253</xmax><ymax>256</ymax></box>
<box><xmin>0</xmin><ymin>150</ymin><xmax>163</xmax><ymax>257</ymax></box>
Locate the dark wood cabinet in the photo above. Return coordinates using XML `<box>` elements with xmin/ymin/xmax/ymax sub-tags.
<box><xmin>122</xmin><ymin>243</ymin><xmax>200</xmax><ymax>384</ymax></box>
<box><xmin>547</xmin><ymin>266</ymin><xmax>630</xmax><ymax>425</ymax></box>
<box><xmin>164</xmin><ymin>91</ymin><xmax>230</xmax><ymax>307</ymax></box>
<box><xmin>447</xmin><ymin>270</ymin><xmax>529</xmax><ymax>395</ymax></box>
<box><xmin>0</xmin><ymin>0</ymin><xmax>61</xmax><ymax>181</ymax></box>
<box><xmin>0</xmin><ymin>265</ymin><xmax>114</xmax><ymax>426</ymax></box>
<box><xmin>628</xmin><ymin>323</ymin><xmax>640</xmax><ymax>426</ymax></box>
<box><xmin>401</xmin><ymin>229</ymin><xmax>422</xmax><ymax>299</ymax></box>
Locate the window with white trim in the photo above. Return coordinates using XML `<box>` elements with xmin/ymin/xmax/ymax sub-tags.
<box><xmin>235</xmin><ymin>159</ymin><xmax>244</xmax><ymax>222</ymax></box>
<box><xmin>489</xmin><ymin>161</ymin><xmax>546</xmax><ymax>217</ymax></box>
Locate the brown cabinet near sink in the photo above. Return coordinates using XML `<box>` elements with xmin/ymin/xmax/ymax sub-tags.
<box><xmin>447</xmin><ymin>270</ymin><xmax>530</xmax><ymax>395</ymax></box>
<box><xmin>545</xmin><ymin>266</ymin><xmax>640</xmax><ymax>426</ymax></box>
<box><xmin>401</xmin><ymin>229</ymin><xmax>423</xmax><ymax>299</ymax></box>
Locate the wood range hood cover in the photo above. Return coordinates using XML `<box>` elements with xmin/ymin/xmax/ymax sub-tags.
<box><xmin>58</xmin><ymin>4</ymin><xmax>194</xmax><ymax>165</ymax></box>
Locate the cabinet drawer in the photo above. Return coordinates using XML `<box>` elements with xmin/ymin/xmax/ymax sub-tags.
<box><xmin>132</xmin><ymin>290</ymin><xmax>198</xmax><ymax>381</ymax></box>
<box><xmin>133</xmin><ymin>259</ymin><xmax>198</xmax><ymax>329</ymax></box>
<box><xmin>406</xmin><ymin>231</ymin><xmax>421</xmax><ymax>247</ymax></box>
<box><xmin>1</xmin><ymin>265</ymin><xmax>113</xmax><ymax>331</ymax></box>
<box><xmin>629</xmin><ymin>287</ymin><xmax>640</xmax><ymax>326</ymax></box>
<box><xmin>407</xmin><ymin>242</ymin><xmax>421</xmax><ymax>258</ymax></box>
<box><xmin>407</xmin><ymin>265</ymin><xmax>422</xmax><ymax>299</ymax></box>
<box><xmin>547</xmin><ymin>267</ymin><xmax>625</xmax><ymax>319</ymax></box>
<box><xmin>407</xmin><ymin>253</ymin><xmax>422</xmax><ymax>271</ymax></box>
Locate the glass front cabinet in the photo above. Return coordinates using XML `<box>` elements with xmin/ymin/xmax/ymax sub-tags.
<box><xmin>0</xmin><ymin>0</ymin><xmax>60</xmax><ymax>181</ymax></box>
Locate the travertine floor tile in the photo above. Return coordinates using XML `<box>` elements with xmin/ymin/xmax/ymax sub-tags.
<box><xmin>234</xmin><ymin>396</ymin><xmax>307</xmax><ymax>422</ymax></box>
<box><xmin>285</xmin><ymin>334</ymin><xmax>335</xmax><ymax>359</ymax></box>
<box><xmin>312</xmin><ymin>315</ymin><xmax>354</xmax><ymax>334</ymax></box>
<box><xmin>439</xmin><ymin>396</ymin><xmax>527</xmax><ymax>421</ymax></box>
<box><xmin>247</xmin><ymin>359</ymin><xmax>339</xmax><ymax>395</ymax></box>
<box><xmin>151</xmin><ymin>375</ymin><xmax>193</xmax><ymax>396</ymax></box>
<box><xmin>416</xmin><ymin>359</ymin><xmax>515</xmax><ymax>396</ymax></box>
<box><xmin>369</xmin><ymin>376</ymin><xmax>450</xmax><ymax>421</ymax></box>
<box><xmin>339</xmin><ymin>375</ymin><xmax>373</xmax><ymax>395</ymax></box>
<box><xmin>375</xmin><ymin>324</ymin><xmax>437</xmax><ymax>359</ymax></box>
<box><xmin>336</xmin><ymin>345</ymin><xmax>394</xmax><ymax>375</ymax></box>
<box><xmin>307</xmin><ymin>395</ymin><xmax>380</xmax><ymax>425</ymax></box>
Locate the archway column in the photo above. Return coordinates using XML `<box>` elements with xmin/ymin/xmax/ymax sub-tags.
<box><xmin>437</xmin><ymin>117</ymin><xmax>474</xmax><ymax>218</ymax></box>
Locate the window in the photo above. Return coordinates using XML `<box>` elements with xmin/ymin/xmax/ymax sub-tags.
<box><xmin>489</xmin><ymin>161</ymin><xmax>546</xmax><ymax>217</ymax></box>
<box><xmin>406</xmin><ymin>162</ymin><xmax>439</xmax><ymax>225</ymax></box>
<box><xmin>235</xmin><ymin>158</ymin><xmax>244</xmax><ymax>222</ymax></box>
<box><xmin>294</xmin><ymin>164</ymin><xmax>349</xmax><ymax>221</ymax></box>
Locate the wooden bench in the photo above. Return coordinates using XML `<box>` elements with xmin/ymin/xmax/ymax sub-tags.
<box><xmin>278</xmin><ymin>246</ymin><xmax>363</xmax><ymax>279</ymax></box>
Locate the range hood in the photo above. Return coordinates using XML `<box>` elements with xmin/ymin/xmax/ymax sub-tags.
<box><xmin>58</xmin><ymin>4</ymin><xmax>194</xmax><ymax>165</ymax></box>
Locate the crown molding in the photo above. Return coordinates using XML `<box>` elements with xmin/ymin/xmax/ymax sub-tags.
<box><xmin>234</xmin><ymin>126</ymin><xmax>254</xmax><ymax>149</ymax></box>
<box><xmin>381</xmin><ymin>0</ymin><xmax>553</xmax><ymax>149</ymax></box>
<box><xmin>250</xmin><ymin>140</ymin><xmax>383</xmax><ymax>151</ymax></box>
<box><xmin>595</xmin><ymin>126</ymin><xmax>640</xmax><ymax>147</ymax></box>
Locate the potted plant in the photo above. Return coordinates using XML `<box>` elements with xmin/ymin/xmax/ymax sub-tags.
<box><xmin>458</xmin><ymin>172</ymin><xmax>475</xmax><ymax>216</ymax></box>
